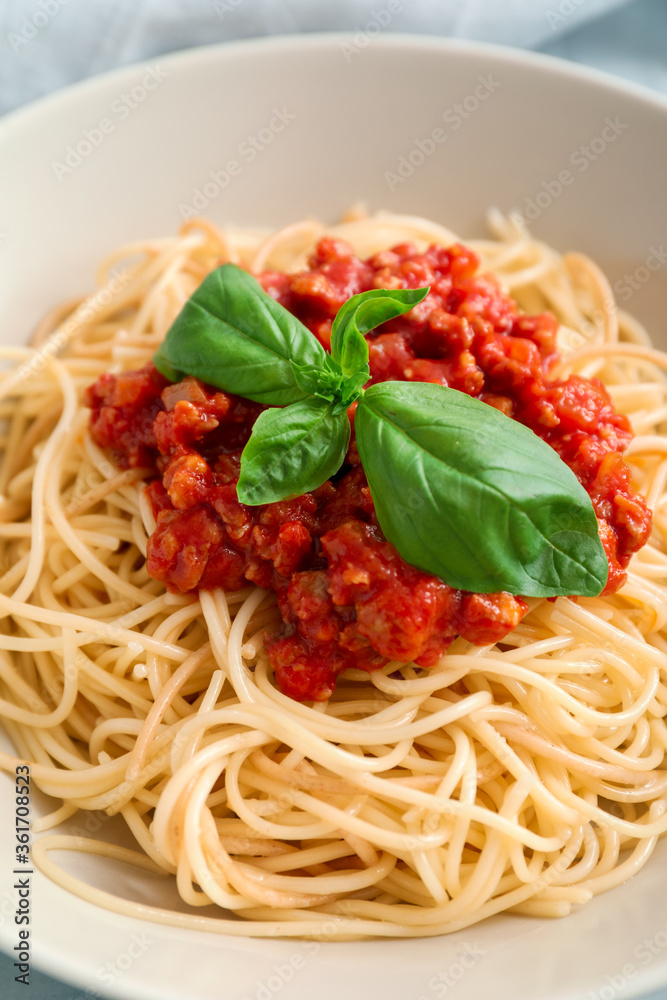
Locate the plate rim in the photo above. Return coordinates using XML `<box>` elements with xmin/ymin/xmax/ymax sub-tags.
<box><xmin>2</xmin><ymin>30</ymin><xmax>667</xmax><ymax>145</ymax></box>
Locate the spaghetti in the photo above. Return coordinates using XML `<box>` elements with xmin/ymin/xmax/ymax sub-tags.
<box><xmin>0</xmin><ymin>209</ymin><xmax>665</xmax><ymax>939</ymax></box>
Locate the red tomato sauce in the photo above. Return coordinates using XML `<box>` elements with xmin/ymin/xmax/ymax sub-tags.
<box><xmin>86</xmin><ymin>238</ymin><xmax>652</xmax><ymax>701</ymax></box>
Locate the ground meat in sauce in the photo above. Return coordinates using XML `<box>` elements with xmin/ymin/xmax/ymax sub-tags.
<box><xmin>86</xmin><ymin>238</ymin><xmax>653</xmax><ymax>701</ymax></box>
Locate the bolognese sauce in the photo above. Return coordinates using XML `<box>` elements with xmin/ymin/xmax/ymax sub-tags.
<box><xmin>86</xmin><ymin>238</ymin><xmax>651</xmax><ymax>700</ymax></box>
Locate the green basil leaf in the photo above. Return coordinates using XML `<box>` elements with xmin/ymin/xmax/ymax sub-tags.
<box><xmin>237</xmin><ymin>399</ymin><xmax>350</xmax><ymax>505</ymax></box>
<box><xmin>154</xmin><ymin>263</ymin><xmax>326</xmax><ymax>405</ymax></box>
<box><xmin>355</xmin><ymin>382</ymin><xmax>608</xmax><ymax>597</ymax></box>
<box><xmin>330</xmin><ymin>286</ymin><xmax>430</xmax><ymax>377</ymax></box>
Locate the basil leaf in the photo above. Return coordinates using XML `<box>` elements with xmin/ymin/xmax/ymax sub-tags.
<box><xmin>154</xmin><ymin>263</ymin><xmax>326</xmax><ymax>405</ymax></box>
<box><xmin>237</xmin><ymin>399</ymin><xmax>350</xmax><ymax>505</ymax></box>
<box><xmin>330</xmin><ymin>286</ymin><xmax>430</xmax><ymax>377</ymax></box>
<box><xmin>355</xmin><ymin>382</ymin><xmax>608</xmax><ymax>597</ymax></box>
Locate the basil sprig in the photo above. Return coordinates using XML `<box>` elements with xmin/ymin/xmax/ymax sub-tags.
<box><xmin>154</xmin><ymin>263</ymin><xmax>608</xmax><ymax>598</ymax></box>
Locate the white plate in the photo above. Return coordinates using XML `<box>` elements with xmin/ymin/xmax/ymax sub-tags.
<box><xmin>1</xmin><ymin>34</ymin><xmax>666</xmax><ymax>1000</ymax></box>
